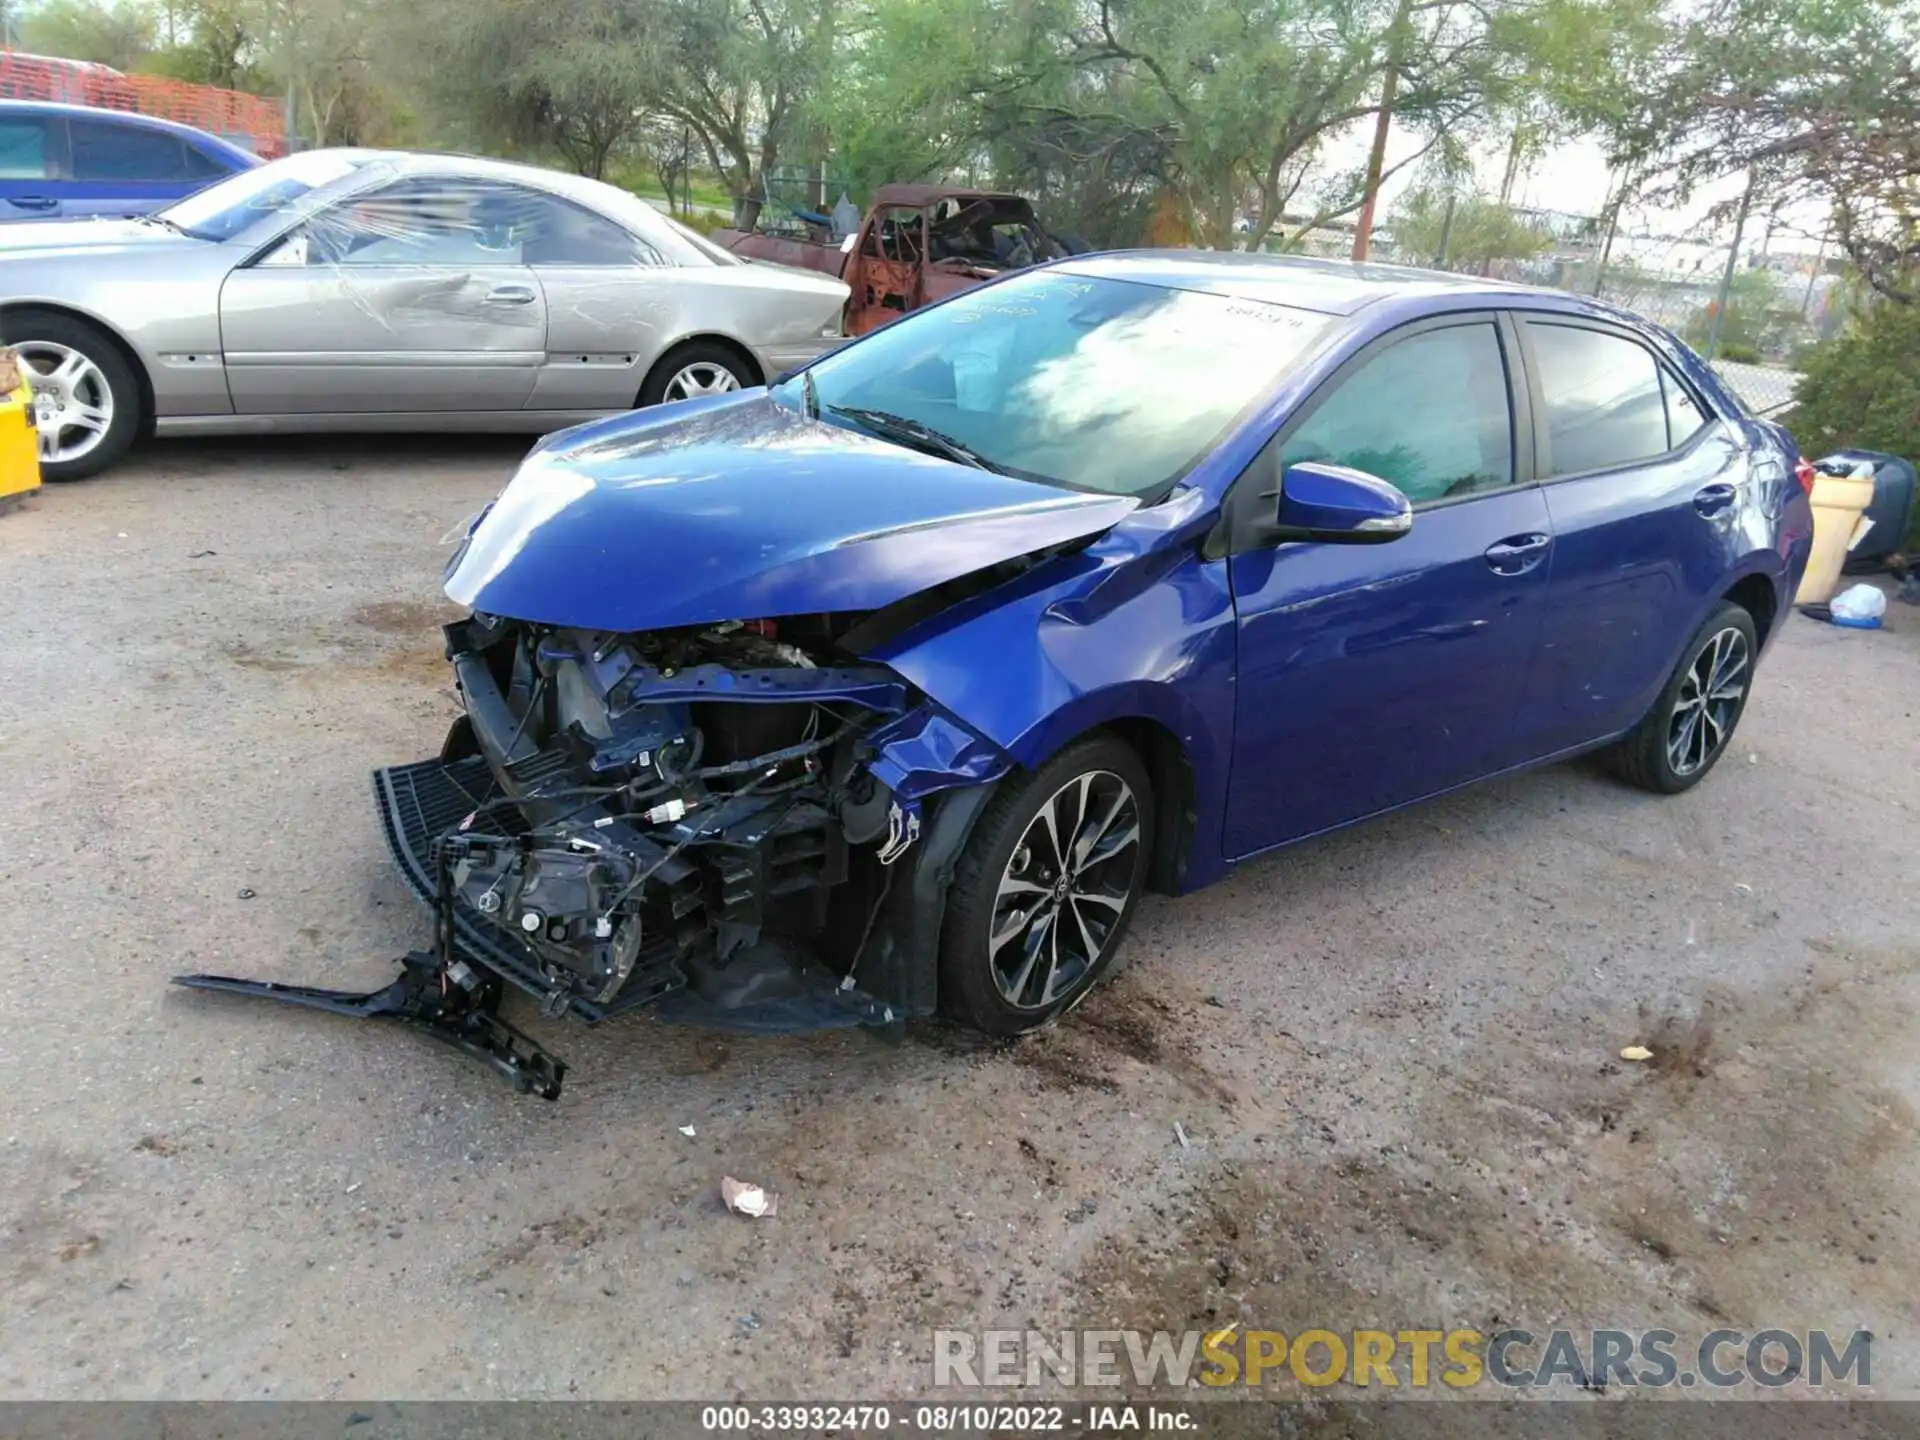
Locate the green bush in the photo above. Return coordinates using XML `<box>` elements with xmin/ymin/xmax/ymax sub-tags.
<box><xmin>1717</xmin><ymin>341</ymin><xmax>1763</xmax><ymax>365</ymax></box>
<box><xmin>1787</xmin><ymin>295</ymin><xmax>1920</xmax><ymax>548</ymax></box>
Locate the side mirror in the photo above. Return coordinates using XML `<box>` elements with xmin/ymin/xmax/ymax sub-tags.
<box><xmin>1273</xmin><ymin>461</ymin><xmax>1411</xmax><ymax>544</ymax></box>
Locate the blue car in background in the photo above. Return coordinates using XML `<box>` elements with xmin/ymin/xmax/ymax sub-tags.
<box><xmin>0</xmin><ymin>100</ymin><xmax>259</xmax><ymax>220</ymax></box>
<box><xmin>181</xmin><ymin>252</ymin><xmax>1817</xmax><ymax>1097</ymax></box>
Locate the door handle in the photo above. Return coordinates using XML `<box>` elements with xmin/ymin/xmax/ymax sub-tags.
<box><xmin>6</xmin><ymin>196</ymin><xmax>58</xmax><ymax>211</ymax></box>
<box><xmin>1484</xmin><ymin>532</ymin><xmax>1551</xmax><ymax>575</ymax></box>
<box><xmin>1693</xmin><ymin>482</ymin><xmax>1737</xmax><ymax>515</ymax></box>
<box><xmin>485</xmin><ymin>284</ymin><xmax>537</xmax><ymax>305</ymax></box>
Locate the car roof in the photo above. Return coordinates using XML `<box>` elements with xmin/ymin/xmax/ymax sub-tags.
<box><xmin>0</xmin><ymin>98</ymin><xmax>259</xmax><ymax>158</ymax></box>
<box><xmin>316</xmin><ymin>147</ymin><xmax>644</xmax><ymax>206</ymax></box>
<box><xmin>1058</xmin><ymin>249</ymin><xmax>1550</xmax><ymax>317</ymax></box>
<box><xmin>271</xmin><ymin>147</ymin><xmax>737</xmax><ymax>270</ymax></box>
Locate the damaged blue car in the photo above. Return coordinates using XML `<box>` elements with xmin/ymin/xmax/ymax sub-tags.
<box><xmin>179</xmin><ymin>252</ymin><xmax>1815</xmax><ymax>1097</ymax></box>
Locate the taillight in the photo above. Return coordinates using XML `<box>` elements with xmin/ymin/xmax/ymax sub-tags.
<box><xmin>1794</xmin><ymin>458</ymin><xmax>1817</xmax><ymax>495</ymax></box>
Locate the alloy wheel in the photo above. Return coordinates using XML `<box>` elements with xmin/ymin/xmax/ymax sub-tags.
<box><xmin>16</xmin><ymin>341</ymin><xmax>115</xmax><ymax>466</ymax></box>
<box><xmin>989</xmin><ymin>770</ymin><xmax>1142</xmax><ymax>1011</ymax></box>
<box><xmin>1668</xmin><ymin>625</ymin><xmax>1749</xmax><ymax>777</ymax></box>
<box><xmin>661</xmin><ymin>361</ymin><xmax>742</xmax><ymax>403</ymax></box>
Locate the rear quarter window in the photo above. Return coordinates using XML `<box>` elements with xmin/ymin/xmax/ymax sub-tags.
<box><xmin>1527</xmin><ymin>322</ymin><xmax>1669</xmax><ymax>477</ymax></box>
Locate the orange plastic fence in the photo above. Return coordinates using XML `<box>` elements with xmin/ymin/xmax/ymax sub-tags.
<box><xmin>0</xmin><ymin>51</ymin><xmax>286</xmax><ymax>158</ymax></box>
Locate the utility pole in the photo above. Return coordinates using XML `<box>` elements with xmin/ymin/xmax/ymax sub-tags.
<box><xmin>1703</xmin><ymin>171</ymin><xmax>1757</xmax><ymax>363</ymax></box>
<box><xmin>1350</xmin><ymin>0</ymin><xmax>1411</xmax><ymax>262</ymax></box>
<box><xmin>1590</xmin><ymin>171</ymin><xmax>1628</xmax><ymax>297</ymax></box>
<box><xmin>1432</xmin><ymin>191</ymin><xmax>1457</xmax><ymax>269</ymax></box>
<box><xmin>1801</xmin><ymin>224</ymin><xmax>1830</xmax><ymax>319</ymax></box>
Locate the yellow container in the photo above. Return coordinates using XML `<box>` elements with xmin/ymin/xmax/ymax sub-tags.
<box><xmin>1795</xmin><ymin>467</ymin><xmax>1877</xmax><ymax>606</ymax></box>
<box><xmin>0</xmin><ymin>347</ymin><xmax>42</xmax><ymax>505</ymax></box>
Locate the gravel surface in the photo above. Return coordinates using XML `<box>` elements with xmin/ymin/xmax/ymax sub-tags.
<box><xmin>2</xmin><ymin>437</ymin><xmax>1917</xmax><ymax>1402</ymax></box>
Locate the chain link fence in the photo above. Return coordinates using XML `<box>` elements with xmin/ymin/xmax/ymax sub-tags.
<box><xmin>1283</xmin><ymin>197</ymin><xmax>1840</xmax><ymax>423</ymax></box>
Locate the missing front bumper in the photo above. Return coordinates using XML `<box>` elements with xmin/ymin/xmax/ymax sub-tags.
<box><xmin>172</xmin><ymin>745</ymin><xmax>900</xmax><ymax>1100</ymax></box>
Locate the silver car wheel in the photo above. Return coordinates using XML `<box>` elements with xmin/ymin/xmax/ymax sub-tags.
<box><xmin>18</xmin><ymin>341</ymin><xmax>114</xmax><ymax>466</ymax></box>
<box><xmin>661</xmin><ymin>360</ymin><xmax>743</xmax><ymax>403</ymax></box>
<box><xmin>989</xmin><ymin>770</ymin><xmax>1141</xmax><ymax>1011</ymax></box>
<box><xmin>1667</xmin><ymin>625</ymin><xmax>1749</xmax><ymax>777</ymax></box>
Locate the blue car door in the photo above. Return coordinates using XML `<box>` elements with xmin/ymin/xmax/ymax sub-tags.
<box><xmin>1506</xmin><ymin>316</ymin><xmax>1751</xmax><ymax>758</ymax></box>
<box><xmin>0</xmin><ymin>110</ymin><xmax>63</xmax><ymax>220</ymax></box>
<box><xmin>1223</xmin><ymin>312</ymin><xmax>1553</xmax><ymax>857</ymax></box>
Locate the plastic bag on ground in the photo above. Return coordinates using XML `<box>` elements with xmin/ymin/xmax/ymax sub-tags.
<box><xmin>1830</xmin><ymin>583</ymin><xmax>1888</xmax><ymax>624</ymax></box>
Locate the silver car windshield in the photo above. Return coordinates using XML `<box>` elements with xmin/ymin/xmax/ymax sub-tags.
<box><xmin>160</xmin><ymin>153</ymin><xmax>376</xmax><ymax>242</ymax></box>
<box><xmin>781</xmin><ymin>270</ymin><xmax>1333</xmax><ymax>498</ymax></box>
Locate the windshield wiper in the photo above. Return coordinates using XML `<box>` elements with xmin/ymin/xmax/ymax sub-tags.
<box><xmin>134</xmin><ymin>212</ymin><xmax>186</xmax><ymax>235</ymax></box>
<box><xmin>825</xmin><ymin>405</ymin><xmax>1009</xmax><ymax>474</ymax></box>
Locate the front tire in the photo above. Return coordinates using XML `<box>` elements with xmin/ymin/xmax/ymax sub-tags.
<box><xmin>939</xmin><ymin>735</ymin><xmax>1153</xmax><ymax>1036</ymax></box>
<box><xmin>1606</xmin><ymin>600</ymin><xmax>1758</xmax><ymax>794</ymax></box>
<box><xmin>9</xmin><ymin>313</ymin><xmax>141</xmax><ymax>481</ymax></box>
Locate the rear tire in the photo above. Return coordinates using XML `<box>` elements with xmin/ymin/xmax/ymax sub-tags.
<box><xmin>638</xmin><ymin>341</ymin><xmax>757</xmax><ymax>407</ymax></box>
<box><xmin>8</xmin><ymin>312</ymin><xmax>140</xmax><ymax>481</ymax></box>
<box><xmin>1606</xmin><ymin>600</ymin><xmax>1757</xmax><ymax>794</ymax></box>
<box><xmin>939</xmin><ymin>734</ymin><xmax>1153</xmax><ymax>1036</ymax></box>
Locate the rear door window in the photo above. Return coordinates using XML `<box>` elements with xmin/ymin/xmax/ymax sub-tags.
<box><xmin>1526</xmin><ymin>322</ymin><xmax>1670</xmax><ymax>476</ymax></box>
<box><xmin>0</xmin><ymin>116</ymin><xmax>53</xmax><ymax>179</ymax></box>
<box><xmin>69</xmin><ymin>119</ymin><xmax>195</xmax><ymax>182</ymax></box>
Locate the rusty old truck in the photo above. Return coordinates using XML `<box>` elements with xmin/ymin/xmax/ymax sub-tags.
<box><xmin>715</xmin><ymin>183</ymin><xmax>1084</xmax><ymax>335</ymax></box>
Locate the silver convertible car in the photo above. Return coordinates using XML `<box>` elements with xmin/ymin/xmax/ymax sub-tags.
<box><xmin>0</xmin><ymin>149</ymin><xmax>850</xmax><ymax>479</ymax></box>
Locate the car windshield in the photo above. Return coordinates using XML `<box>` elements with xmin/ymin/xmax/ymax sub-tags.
<box><xmin>781</xmin><ymin>269</ymin><xmax>1333</xmax><ymax>497</ymax></box>
<box><xmin>160</xmin><ymin>152</ymin><xmax>373</xmax><ymax>241</ymax></box>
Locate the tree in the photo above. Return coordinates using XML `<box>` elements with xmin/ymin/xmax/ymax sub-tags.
<box><xmin>18</xmin><ymin>0</ymin><xmax>157</xmax><ymax>69</ymax></box>
<box><xmin>392</xmin><ymin>0</ymin><xmax>659</xmax><ymax>174</ymax></box>
<box><xmin>648</xmin><ymin>0</ymin><xmax>834</xmax><ymax>223</ymax></box>
<box><xmin>1682</xmin><ymin>266</ymin><xmax>1786</xmax><ymax>361</ymax></box>
<box><xmin>1387</xmin><ymin>185</ymin><xmax>1551</xmax><ymax>270</ymax></box>
<box><xmin>140</xmin><ymin>0</ymin><xmax>261</xmax><ymax>91</ymax></box>
<box><xmin>1615</xmin><ymin>0</ymin><xmax>1920</xmax><ymax>304</ymax></box>
<box><xmin>1788</xmin><ymin>298</ymin><xmax>1920</xmax><ymax>545</ymax></box>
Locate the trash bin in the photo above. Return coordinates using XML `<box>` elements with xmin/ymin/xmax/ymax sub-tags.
<box><xmin>1826</xmin><ymin>448</ymin><xmax>1919</xmax><ymax>572</ymax></box>
<box><xmin>0</xmin><ymin>346</ymin><xmax>42</xmax><ymax>507</ymax></box>
<box><xmin>1796</xmin><ymin>458</ymin><xmax>1878</xmax><ymax>606</ymax></box>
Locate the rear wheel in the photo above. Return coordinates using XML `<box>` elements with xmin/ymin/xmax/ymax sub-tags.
<box><xmin>1606</xmin><ymin>600</ymin><xmax>1757</xmax><ymax>794</ymax></box>
<box><xmin>10</xmin><ymin>314</ymin><xmax>140</xmax><ymax>481</ymax></box>
<box><xmin>638</xmin><ymin>341</ymin><xmax>757</xmax><ymax>407</ymax></box>
<box><xmin>939</xmin><ymin>735</ymin><xmax>1152</xmax><ymax>1036</ymax></box>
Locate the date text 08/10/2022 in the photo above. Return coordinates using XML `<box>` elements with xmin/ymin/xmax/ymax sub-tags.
<box><xmin>699</xmin><ymin>1404</ymin><xmax>1194</xmax><ymax>1432</ymax></box>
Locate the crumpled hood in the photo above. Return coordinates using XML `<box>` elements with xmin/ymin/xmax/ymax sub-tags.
<box><xmin>445</xmin><ymin>393</ymin><xmax>1138</xmax><ymax>631</ymax></box>
<box><xmin>0</xmin><ymin>216</ymin><xmax>203</xmax><ymax>259</ymax></box>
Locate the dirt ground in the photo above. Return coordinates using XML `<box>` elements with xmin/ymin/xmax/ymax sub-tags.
<box><xmin>2</xmin><ymin>436</ymin><xmax>1917</xmax><ymax>1404</ymax></box>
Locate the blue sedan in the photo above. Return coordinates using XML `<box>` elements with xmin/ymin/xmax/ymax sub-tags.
<box><xmin>180</xmin><ymin>252</ymin><xmax>1817</xmax><ymax>1095</ymax></box>
<box><xmin>0</xmin><ymin>100</ymin><xmax>259</xmax><ymax>220</ymax></box>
